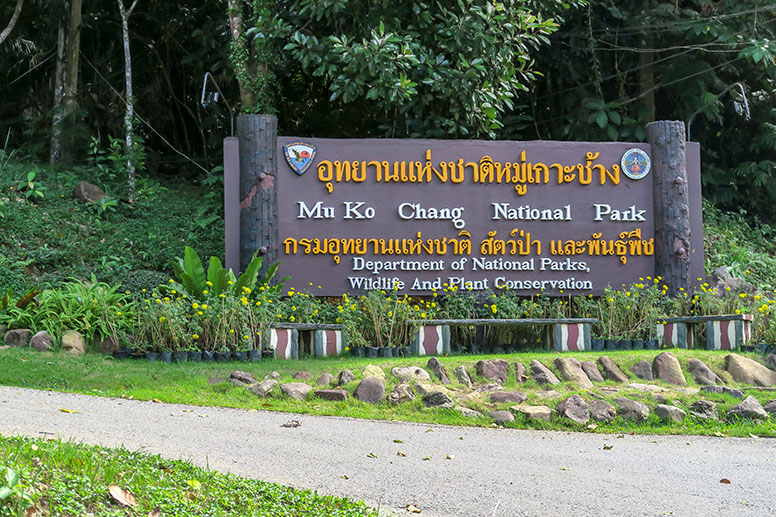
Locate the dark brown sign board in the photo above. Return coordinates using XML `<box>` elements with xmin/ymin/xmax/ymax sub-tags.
<box><xmin>275</xmin><ymin>137</ymin><xmax>703</xmax><ymax>296</ymax></box>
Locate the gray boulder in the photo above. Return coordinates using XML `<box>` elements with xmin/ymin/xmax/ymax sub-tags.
<box><xmin>514</xmin><ymin>362</ymin><xmax>528</xmax><ymax>383</ymax></box>
<box><xmin>556</xmin><ymin>395</ymin><xmax>589</xmax><ymax>424</ymax></box>
<box><xmin>581</xmin><ymin>361</ymin><xmax>604</xmax><ymax>383</ymax></box>
<box><xmin>337</xmin><ymin>369</ymin><xmax>356</xmax><ymax>386</ymax></box>
<box><xmin>629</xmin><ymin>360</ymin><xmax>654</xmax><ymax>381</ymax></box>
<box><xmin>652</xmin><ymin>352</ymin><xmax>687</xmax><ymax>386</ymax></box>
<box><xmin>354</xmin><ymin>377</ymin><xmax>385</xmax><ymax>403</ymax></box>
<box><xmin>293</xmin><ymin>371</ymin><xmax>314</xmax><ymax>381</ymax></box>
<box><xmin>589</xmin><ymin>400</ymin><xmax>616</xmax><ymax>423</ymax></box>
<box><xmin>554</xmin><ymin>357</ymin><xmax>594</xmax><ymax>389</ymax></box>
<box><xmin>700</xmin><ymin>385</ymin><xmax>743</xmax><ymax>399</ymax></box>
<box><xmin>387</xmin><ymin>383</ymin><xmax>415</xmax><ymax>406</ymax></box>
<box><xmin>265</xmin><ymin>371</ymin><xmax>281</xmax><ymax>380</ymax></box>
<box><xmin>30</xmin><ymin>331</ymin><xmax>54</xmax><ymax>352</ymax></box>
<box><xmin>476</xmin><ymin>359</ymin><xmax>510</xmax><ymax>384</ymax></box>
<box><xmin>362</xmin><ymin>364</ymin><xmax>385</xmax><ymax>380</ymax></box>
<box><xmin>94</xmin><ymin>335</ymin><xmax>120</xmax><ymax>354</ymax></box>
<box><xmin>316</xmin><ymin>373</ymin><xmax>334</xmax><ymax>387</ymax></box>
<box><xmin>426</xmin><ymin>357</ymin><xmax>451</xmax><ymax>384</ymax></box>
<box><xmin>530</xmin><ymin>360</ymin><xmax>561</xmax><ymax>386</ymax></box>
<box><xmin>490</xmin><ymin>410</ymin><xmax>515</xmax><ymax>425</ymax></box>
<box><xmin>453</xmin><ymin>366</ymin><xmax>473</xmax><ymax>389</ymax></box>
<box><xmin>597</xmin><ymin>356</ymin><xmax>629</xmax><ymax>383</ymax></box>
<box><xmin>764</xmin><ymin>399</ymin><xmax>776</xmax><ymax>416</ymax></box>
<box><xmin>4</xmin><ymin>329</ymin><xmax>32</xmax><ymax>347</ymax></box>
<box><xmin>489</xmin><ymin>391</ymin><xmax>527</xmax><ymax>404</ymax></box>
<box><xmin>230</xmin><ymin>370</ymin><xmax>258</xmax><ymax>385</ymax></box>
<box><xmin>687</xmin><ymin>359</ymin><xmax>724</xmax><ymax>386</ymax></box>
<box><xmin>689</xmin><ymin>400</ymin><xmax>719</xmax><ymax>420</ymax></box>
<box><xmin>250</xmin><ymin>379</ymin><xmax>277</xmax><ymax>397</ymax></box>
<box><xmin>615</xmin><ymin>397</ymin><xmax>650</xmax><ymax>422</ymax></box>
<box><xmin>314</xmin><ymin>389</ymin><xmax>348</xmax><ymax>401</ymax></box>
<box><xmin>280</xmin><ymin>382</ymin><xmax>313</xmax><ymax>400</ymax></box>
<box><xmin>454</xmin><ymin>406</ymin><xmax>483</xmax><ymax>419</ymax></box>
<box><xmin>655</xmin><ymin>404</ymin><xmax>686</xmax><ymax>423</ymax></box>
<box><xmin>728</xmin><ymin>396</ymin><xmax>768</xmax><ymax>420</ymax></box>
<box><xmin>725</xmin><ymin>354</ymin><xmax>776</xmax><ymax>387</ymax></box>
<box><xmin>422</xmin><ymin>391</ymin><xmax>454</xmax><ymax>409</ymax></box>
<box><xmin>391</xmin><ymin>366</ymin><xmax>431</xmax><ymax>382</ymax></box>
<box><xmin>766</xmin><ymin>354</ymin><xmax>776</xmax><ymax>372</ymax></box>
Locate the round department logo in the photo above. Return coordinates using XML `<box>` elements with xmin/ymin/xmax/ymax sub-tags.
<box><xmin>620</xmin><ymin>148</ymin><xmax>651</xmax><ymax>180</ymax></box>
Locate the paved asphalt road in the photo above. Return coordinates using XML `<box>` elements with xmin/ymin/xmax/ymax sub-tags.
<box><xmin>1</xmin><ymin>386</ymin><xmax>774</xmax><ymax>516</ymax></box>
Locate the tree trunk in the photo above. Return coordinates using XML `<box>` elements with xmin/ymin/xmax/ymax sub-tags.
<box><xmin>0</xmin><ymin>0</ymin><xmax>24</xmax><ymax>46</ymax></box>
<box><xmin>227</xmin><ymin>0</ymin><xmax>255</xmax><ymax>109</ymax></box>
<box><xmin>50</xmin><ymin>1</ymin><xmax>67</xmax><ymax>165</ymax></box>
<box><xmin>647</xmin><ymin>120</ymin><xmax>691</xmax><ymax>296</ymax></box>
<box><xmin>62</xmin><ymin>0</ymin><xmax>82</xmax><ymax>164</ymax></box>
<box><xmin>118</xmin><ymin>0</ymin><xmax>139</xmax><ymax>202</ymax></box>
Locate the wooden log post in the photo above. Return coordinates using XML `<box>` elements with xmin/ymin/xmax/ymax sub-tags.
<box><xmin>237</xmin><ymin>114</ymin><xmax>278</xmax><ymax>276</ymax></box>
<box><xmin>647</xmin><ymin>120</ymin><xmax>692</xmax><ymax>296</ymax></box>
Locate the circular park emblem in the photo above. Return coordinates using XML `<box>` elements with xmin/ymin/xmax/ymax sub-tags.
<box><xmin>620</xmin><ymin>148</ymin><xmax>651</xmax><ymax>180</ymax></box>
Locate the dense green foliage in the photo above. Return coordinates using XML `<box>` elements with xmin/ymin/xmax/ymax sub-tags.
<box><xmin>0</xmin><ymin>434</ymin><xmax>376</xmax><ymax>516</ymax></box>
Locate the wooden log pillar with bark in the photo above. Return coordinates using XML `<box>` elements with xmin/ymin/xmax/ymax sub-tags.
<box><xmin>647</xmin><ymin>120</ymin><xmax>692</xmax><ymax>296</ymax></box>
<box><xmin>237</xmin><ymin>114</ymin><xmax>278</xmax><ymax>276</ymax></box>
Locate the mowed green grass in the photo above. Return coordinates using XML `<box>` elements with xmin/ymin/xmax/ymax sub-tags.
<box><xmin>1</xmin><ymin>347</ymin><xmax>775</xmax><ymax>437</ymax></box>
<box><xmin>0</xmin><ymin>434</ymin><xmax>377</xmax><ymax>516</ymax></box>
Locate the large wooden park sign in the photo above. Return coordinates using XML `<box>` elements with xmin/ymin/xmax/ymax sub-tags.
<box><xmin>224</xmin><ymin>117</ymin><xmax>703</xmax><ymax>297</ymax></box>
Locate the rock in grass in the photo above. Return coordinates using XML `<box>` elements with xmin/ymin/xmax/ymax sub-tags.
<box><xmin>94</xmin><ymin>334</ymin><xmax>120</xmax><ymax>354</ymax></box>
<box><xmin>315</xmin><ymin>389</ymin><xmax>348</xmax><ymax>402</ymax></box>
<box><xmin>489</xmin><ymin>391</ymin><xmax>527</xmax><ymax>404</ymax></box>
<box><xmin>629</xmin><ymin>360</ymin><xmax>654</xmax><ymax>381</ymax></box>
<box><xmin>454</xmin><ymin>366</ymin><xmax>473</xmax><ymax>389</ymax></box>
<box><xmin>515</xmin><ymin>405</ymin><xmax>552</xmax><ymax>422</ymax></box>
<box><xmin>422</xmin><ymin>391</ymin><xmax>454</xmax><ymax>409</ymax></box>
<box><xmin>316</xmin><ymin>373</ymin><xmax>334</xmax><ymax>387</ymax></box>
<box><xmin>250</xmin><ymin>379</ymin><xmax>277</xmax><ymax>397</ymax></box>
<box><xmin>490</xmin><ymin>410</ymin><xmax>514</xmax><ymax>425</ymax></box>
<box><xmin>764</xmin><ymin>399</ymin><xmax>776</xmax><ymax>416</ymax></box>
<box><xmin>391</xmin><ymin>366</ymin><xmax>431</xmax><ymax>382</ymax></box>
<box><xmin>454</xmin><ymin>406</ymin><xmax>483</xmax><ymax>419</ymax></box>
<box><xmin>354</xmin><ymin>377</ymin><xmax>385</xmax><ymax>403</ymax></box>
<box><xmin>30</xmin><ymin>331</ymin><xmax>54</xmax><ymax>352</ymax></box>
<box><xmin>476</xmin><ymin>359</ymin><xmax>509</xmax><ymax>384</ymax></box>
<box><xmin>615</xmin><ymin>397</ymin><xmax>650</xmax><ymax>422</ymax></box>
<box><xmin>265</xmin><ymin>371</ymin><xmax>281</xmax><ymax>380</ymax></box>
<box><xmin>597</xmin><ymin>356</ymin><xmax>629</xmax><ymax>383</ymax></box>
<box><xmin>293</xmin><ymin>371</ymin><xmax>314</xmax><ymax>381</ymax></box>
<box><xmin>362</xmin><ymin>364</ymin><xmax>385</xmax><ymax>380</ymax></box>
<box><xmin>61</xmin><ymin>331</ymin><xmax>86</xmax><ymax>355</ymax></box>
<box><xmin>688</xmin><ymin>400</ymin><xmax>719</xmax><ymax>420</ymax></box>
<box><xmin>652</xmin><ymin>352</ymin><xmax>687</xmax><ymax>386</ymax></box>
<box><xmin>725</xmin><ymin>354</ymin><xmax>776</xmax><ymax>387</ymax></box>
<box><xmin>280</xmin><ymin>383</ymin><xmax>313</xmax><ymax>400</ymax></box>
<box><xmin>700</xmin><ymin>385</ymin><xmax>743</xmax><ymax>399</ymax></box>
<box><xmin>655</xmin><ymin>404</ymin><xmax>686</xmax><ymax>423</ymax></box>
<box><xmin>581</xmin><ymin>361</ymin><xmax>604</xmax><ymax>383</ymax></box>
<box><xmin>337</xmin><ymin>369</ymin><xmax>356</xmax><ymax>386</ymax></box>
<box><xmin>766</xmin><ymin>354</ymin><xmax>776</xmax><ymax>371</ymax></box>
<box><xmin>530</xmin><ymin>360</ymin><xmax>561</xmax><ymax>386</ymax></box>
<box><xmin>556</xmin><ymin>395</ymin><xmax>589</xmax><ymax>424</ymax></box>
<box><xmin>230</xmin><ymin>370</ymin><xmax>258</xmax><ymax>385</ymax></box>
<box><xmin>387</xmin><ymin>383</ymin><xmax>415</xmax><ymax>406</ymax></box>
<box><xmin>4</xmin><ymin>329</ymin><xmax>32</xmax><ymax>347</ymax></box>
<box><xmin>687</xmin><ymin>359</ymin><xmax>724</xmax><ymax>386</ymax></box>
<box><xmin>728</xmin><ymin>396</ymin><xmax>768</xmax><ymax>420</ymax></box>
<box><xmin>514</xmin><ymin>362</ymin><xmax>528</xmax><ymax>383</ymax></box>
<box><xmin>426</xmin><ymin>357</ymin><xmax>451</xmax><ymax>384</ymax></box>
<box><xmin>554</xmin><ymin>357</ymin><xmax>593</xmax><ymax>389</ymax></box>
<box><xmin>589</xmin><ymin>400</ymin><xmax>616</xmax><ymax>423</ymax></box>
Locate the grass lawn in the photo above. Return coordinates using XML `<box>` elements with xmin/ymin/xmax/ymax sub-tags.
<box><xmin>0</xmin><ymin>434</ymin><xmax>377</xmax><ymax>516</ymax></box>
<box><xmin>1</xmin><ymin>347</ymin><xmax>774</xmax><ymax>437</ymax></box>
